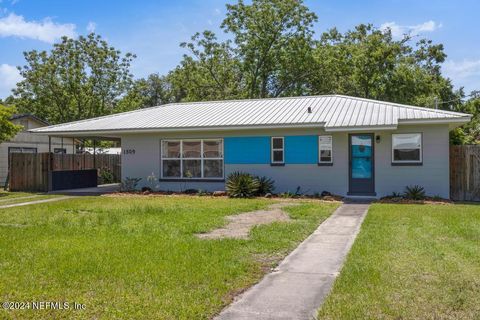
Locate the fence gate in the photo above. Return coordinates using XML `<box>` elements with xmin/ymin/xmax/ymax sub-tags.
<box><xmin>450</xmin><ymin>145</ymin><xmax>480</xmax><ymax>201</ymax></box>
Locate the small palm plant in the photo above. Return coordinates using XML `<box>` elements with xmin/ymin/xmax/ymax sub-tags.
<box><xmin>255</xmin><ymin>176</ymin><xmax>275</xmax><ymax>195</ymax></box>
<box><xmin>226</xmin><ymin>172</ymin><xmax>260</xmax><ymax>198</ymax></box>
<box><xmin>403</xmin><ymin>185</ymin><xmax>426</xmax><ymax>200</ymax></box>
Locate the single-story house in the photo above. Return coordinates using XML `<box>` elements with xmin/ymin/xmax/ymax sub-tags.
<box><xmin>31</xmin><ymin>95</ymin><xmax>471</xmax><ymax>198</ymax></box>
<box><xmin>0</xmin><ymin>114</ymin><xmax>75</xmax><ymax>186</ymax></box>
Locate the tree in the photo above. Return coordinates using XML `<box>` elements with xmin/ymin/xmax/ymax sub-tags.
<box><xmin>168</xmin><ymin>0</ymin><xmax>317</xmax><ymax>101</ymax></box>
<box><xmin>118</xmin><ymin>73</ymin><xmax>176</xmax><ymax>111</ymax></box>
<box><xmin>309</xmin><ymin>24</ymin><xmax>457</xmax><ymax>107</ymax></box>
<box><xmin>0</xmin><ymin>105</ymin><xmax>21</xmax><ymax>144</ymax></box>
<box><xmin>222</xmin><ymin>0</ymin><xmax>317</xmax><ymax>98</ymax></box>
<box><xmin>450</xmin><ymin>91</ymin><xmax>480</xmax><ymax>144</ymax></box>
<box><xmin>13</xmin><ymin>33</ymin><xmax>135</xmax><ymax>124</ymax></box>
<box><xmin>169</xmin><ymin>31</ymin><xmax>244</xmax><ymax>101</ymax></box>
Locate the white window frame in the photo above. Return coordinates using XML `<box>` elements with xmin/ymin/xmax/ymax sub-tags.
<box><xmin>271</xmin><ymin>137</ymin><xmax>284</xmax><ymax>164</ymax></box>
<box><xmin>318</xmin><ymin>135</ymin><xmax>333</xmax><ymax>164</ymax></box>
<box><xmin>160</xmin><ymin>139</ymin><xmax>224</xmax><ymax>179</ymax></box>
<box><xmin>391</xmin><ymin>133</ymin><xmax>423</xmax><ymax>164</ymax></box>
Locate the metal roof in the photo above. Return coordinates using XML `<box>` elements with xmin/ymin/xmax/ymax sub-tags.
<box><xmin>31</xmin><ymin>95</ymin><xmax>471</xmax><ymax>135</ymax></box>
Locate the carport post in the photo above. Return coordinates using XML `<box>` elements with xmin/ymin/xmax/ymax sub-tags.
<box><xmin>48</xmin><ymin>135</ymin><xmax>52</xmax><ymax>191</ymax></box>
<box><xmin>93</xmin><ymin>139</ymin><xmax>96</xmax><ymax>168</ymax></box>
<box><xmin>61</xmin><ymin>137</ymin><xmax>64</xmax><ymax>168</ymax></box>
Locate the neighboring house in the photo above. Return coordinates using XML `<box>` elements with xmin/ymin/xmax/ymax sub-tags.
<box><xmin>31</xmin><ymin>95</ymin><xmax>472</xmax><ymax>198</ymax></box>
<box><xmin>0</xmin><ymin>114</ymin><xmax>75</xmax><ymax>186</ymax></box>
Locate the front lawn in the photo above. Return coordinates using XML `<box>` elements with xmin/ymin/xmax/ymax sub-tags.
<box><xmin>0</xmin><ymin>189</ymin><xmax>44</xmax><ymax>200</ymax></box>
<box><xmin>318</xmin><ymin>203</ymin><xmax>480</xmax><ymax>319</ymax></box>
<box><xmin>0</xmin><ymin>196</ymin><xmax>338</xmax><ymax>319</ymax></box>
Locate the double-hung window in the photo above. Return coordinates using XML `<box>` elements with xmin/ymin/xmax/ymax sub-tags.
<box><xmin>318</xmin><ymin>136</ymin><xmax>333</xmax><ymax>164</ymax></box>
<box><xmin>271</xmin><ymin>137</ymin><xmax>284</xmax><ymax>164</ymax></box>
<box><xmin>161</xmin><ymin>139</ymin><xmax>224</xmax><ymax>179</ymax></box>
<box><xmin>392</xmin><ymin>133</ymin><xmax>422</xmax><ymax>164</ymax></box>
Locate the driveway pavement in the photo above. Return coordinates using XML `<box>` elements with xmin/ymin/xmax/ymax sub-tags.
<box><xmin>216</xmin><ymin>202</ymin><xmax>370</xmax><ymax>320</ymax></box>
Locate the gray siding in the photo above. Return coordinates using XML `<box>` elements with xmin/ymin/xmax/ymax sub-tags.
<box><xmin>120</xmin><ymin>124</ymin><xmax>450</xmax><ymax>198</ymax></box>
<box><xmin>375</xmin><ymin>125</ymin><xmax>450</xmax><ymax>198</ymax></box>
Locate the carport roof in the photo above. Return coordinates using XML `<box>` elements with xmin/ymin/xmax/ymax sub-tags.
<box><xmin>30</xmin><ymin>95</ymin><xmax>471</xmax><ymax>135</ymax></box>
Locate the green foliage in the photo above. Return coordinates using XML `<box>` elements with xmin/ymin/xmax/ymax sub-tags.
<box><xmin>310</xmin><ymin>24</ymin><xmax>455</xmax><ymax>106</ymax></box>
<box><xmin>99</xmin><ymin>168</ymin><xmax>114</xmax><ymax>184</ymax></box>
<box><xmin>13</xmin><ymin>33</ymin><xmax>135</xmax><ymax>124</ymax></box>
<box><xmin>403</xmin><ymin>185</ymin><xmax>426</xmax><ymax>200</ymax></box>
<box><xmin>279</xmin><ymin>186</ymin><xmax>304</xmax><ymax>198</ymax></box>
<box><xmin>255</xmin><ymin>176</ymin><xmax>275</xmax><ymax>195</ymax></box>
<box><xmin>450</xmin><ymin>91</ymin><xmax>480</xmax><ymax>144</ymax></box>
<box><xmin>121</xmin><ymin>177</ymin><xmax>142</xmax><ymax>192</ymax></box>
<box><xmin>222</xmin><ymin>0</ymin><xmax>317</xmax><ymax>98</ymax></box>
<box><xmin>0</xmin><ymin>105</ymin><xmax>22</xmax><ymax>144</ymax></box>
<box><xmin>168</xmin><ymin>0</ymin><xmax>317</xmax><ymax>101</ymax></box>
<box><xmin>117</xmin><ymin>73</ymin><xmax>176</xmax><ymax>111</ymax></box>
<box><xmin>226</xmin><ymin>172</ymin><xmax>260</xmax><ymax>198</ymax></box>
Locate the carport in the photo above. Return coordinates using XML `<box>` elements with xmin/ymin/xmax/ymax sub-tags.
<box><xmin>45</xmin><ymin>134</ymin><xmax>121</xmax><ymax>191</ymax></box>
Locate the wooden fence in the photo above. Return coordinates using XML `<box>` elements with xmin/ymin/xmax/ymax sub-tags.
<box><xmin>8</xmin><ymin>153</ymin><xmax>121</xmax><ymax>192</ymax></box>
<box><xmin>450</xmin><ymin>145</ymin><xmax>480</xmax><ymax>201</ymax></box>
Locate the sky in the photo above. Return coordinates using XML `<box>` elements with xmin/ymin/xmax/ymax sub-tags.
<box><xmin>1</xmin><ymin>0</ymin><xmax>479</xmax><ymax>99</ymax></box>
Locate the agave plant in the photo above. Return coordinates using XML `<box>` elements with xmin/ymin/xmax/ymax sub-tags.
<box><xmin>255</xmin><ymin>176</ymin><xmax>275</xmax><ymax>195</ymax></box>
<box><xmin>403</xmin><ymin>185</ymin><xmax>426</xmax><ymax>200</ymax></box>
<box><xmin>226</xmin><ymin>172</ymin><xmax>260</xmax><ymax>198</ymax></box>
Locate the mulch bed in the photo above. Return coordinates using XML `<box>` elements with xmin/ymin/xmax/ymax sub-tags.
<box><xmin>376</xmin><ymin>197</ymin><xmax>453</xmax><ymax>205</ymax></box>
<box><xmin>103</xmin><ymin>191</ymin><xmax>344</xmax><ymax>202</ymax></box>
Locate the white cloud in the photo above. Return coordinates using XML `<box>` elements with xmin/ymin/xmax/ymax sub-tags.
<box><xmin>0</xmin><ymin>63</ymin><xmax>21</xmax><ymax>98</ymax></box>
<box><xmin>0</xmin><ymin>13</ymin><xmax>76</xmax><ymax>43</ymax></box>
<box><xmin>380</xmin><ymin>20</ymin><xmax>441</xmax><ymax>39</ymax></box>
<box><xmin>213</xmin><ymin>8</ymin><xmax>221</xmax><ymax>15</ymax></box>
<box><xmin>444</xmin><ymin>59</ymin><xmax>480</xmax><ymax>79</ymax></box>
<box><xmin>443</xmin><ymin>59</ymin><xmax>480</xmax><ymax>92</ymax></box>
<box><xmin>86</xmin><ymin>21</ymin><xmax>96</xmax><ymax>33</ymax></box>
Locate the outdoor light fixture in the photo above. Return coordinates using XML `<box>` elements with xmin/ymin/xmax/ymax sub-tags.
<box><xmin>376</xmin><ymin>135</ymin><xmax>381</xmax><ymax>143</ymax></box>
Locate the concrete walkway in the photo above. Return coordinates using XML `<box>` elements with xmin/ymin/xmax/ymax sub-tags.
<box><xmin>0</xmin><ymin>195</ymin><xmax>42</xmax><ymax>203</ymax></box>
<box><xmin>0</xmin><ymin>196</ymin><xmax>74</xmax><ymax>209</ymax></box>
<box><xmin>216</xmin><ymin>202</ymin><xmax>370</xmax><ymax>320</ymax></box>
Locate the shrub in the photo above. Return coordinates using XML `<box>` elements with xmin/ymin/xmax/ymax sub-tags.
<box><xmin>226</xmin><ymin>172</ymin><xmax>260</xmax><ymax>198</ymax></box>
<box><xmin>146</xmin><ymin>172</ymin><xmax>160</xmax><ymax>191</ymax></box>
<box><xmin>404</xmin><ymin>185</ymin><xmax>426</xmax><ymax>200</ymax></box>
<box><xmin>197</xmin><ymin>189</ymin><xmax>209</xmax><ymax>196</ymax></box>
<box><xmin>141</xmin><ymin>187</ymin><xmax>152</xmax><ymax>193</ymax></box>
<box><xmin>121</xmin><ymin>177</ymin><xmax>142</xmax><ymax>192</ymax></box>
<box><xmin>255</xmin><ymin>176</ymin><xmax>275</xmax><ymax>195</ymax></box>
<box><xmin>184</xmin><ymin>189</ymin><xmax>199</xmax><ymax>194</ymax></box>
<box><xmin>99</xmin><ymin>168</ymin><xmax>114</xmax><ymax>184</ymax></box>
<box><xmin>279</xmin><ymin>191</ymin><xmax>296</xmax><ymax>198</ymax></box>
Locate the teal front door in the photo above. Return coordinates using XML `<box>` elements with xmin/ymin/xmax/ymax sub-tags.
<box><xmin>349</xmin><ymin>134</ymin><xmax>375</xmax><ymax>195</ymax></box>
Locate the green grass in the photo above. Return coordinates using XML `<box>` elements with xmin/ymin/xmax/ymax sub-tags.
<box><xmin>0</xmin><ymin>196</ymin><xmax>338</xmax><ymax>319</ymax></box>
<box><xmin>0</xmin><ymin>189</ymin><xmax>46</xmax><ymax>200</ymax></box>
<box><xmin>318</xmin><ymin>203</ymin><xmax>480</xmax><ymax>319</ymax></box>
<box><xmin>0</xmin><ymin>195</ymin><xmax>63</xmax><ymax>206</ymax></box>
